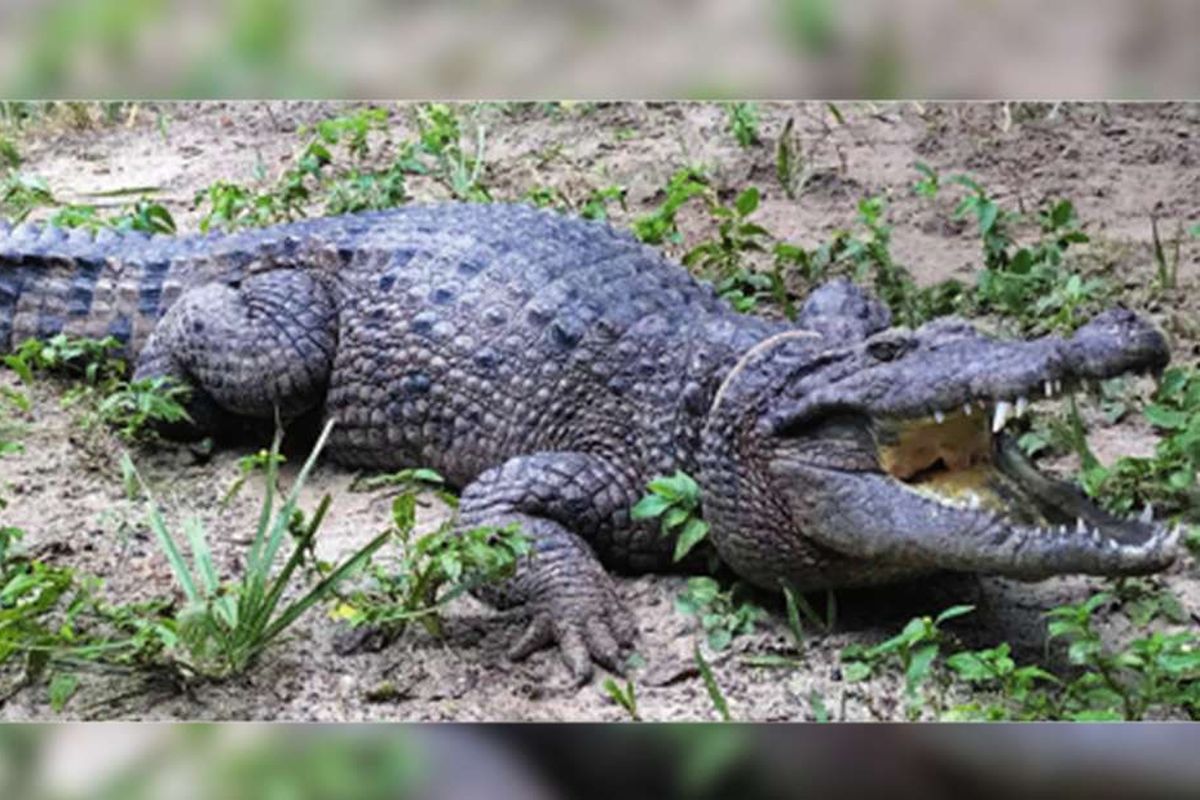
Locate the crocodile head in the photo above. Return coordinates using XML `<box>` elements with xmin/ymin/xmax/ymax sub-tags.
<box><xmin>700</xmin><ymin>304</ymin><xmax>1180</xmax><ymax>591</ymax></box>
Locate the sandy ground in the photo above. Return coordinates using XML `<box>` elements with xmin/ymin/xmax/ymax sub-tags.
<box><xmin>0</xmin><ymin>101</ymin><xmax>1196</xmax><ymax>721</ymax></box>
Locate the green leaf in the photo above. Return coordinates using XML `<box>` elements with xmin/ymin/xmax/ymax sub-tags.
<box><xmin>633</xmin><ymin>494</ymin><xmax>672</xmax><ymax>525</ymax></box>
<box><xmin>672</xmin><ymin>518</ymin><xmax>709</xmax><ymax>563</ymax></box>
<box><xmin>391</xmin><ymin>492</ymin><xmax>417</xmax><ymax>532</ymax></box>
<box><xmin>735</xmin><ymin>187</ymin><xmax>760</xmax><ymax>217</ymax></box>
<box><xmin>662</xmin><ymin>507</ymin><xmax>690</xmax><ymax>532</ymax></box>
<box><xmin>1145</xmin><ymin>405</ymin><xmax>1189</xmax><ymax>430</ymax></box>
<box><xmin>935</xmin><ymin>605</ymin><xmax>975</xmax><ymax>625</ymax></box>
<box><xmin>977</xmin><ymin>200</ymin><xmax>999</xmax><ymax>235</ymax></box>
<box><xmin>906</xmin><ymin>642</ymin><xmax>939</xmax><ymax>688</ymax></box>
<box><xmin>184</xmin><ymin>516</ymin><xmax>219</xmax><ymax>598</ymax></box>
<box><xmin>842</xmin><ymin>661</ymin><xmax>871</xmax><ymax>682</ymax></box>
<box><xmin>48</xmin><ymin>673</ymin><xmax>79</xmax><ymax>712</ymax></box>
<box><xmin>694</xmin><ymin>646</ymin><xmax>731</xmax><ymax>721</ymax></box>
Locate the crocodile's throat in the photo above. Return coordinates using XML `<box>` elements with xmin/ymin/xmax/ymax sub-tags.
<box><xmin>874</xmin><ymin>406</ymin><xmax>1005</xmax><ymax>511</ymax></box>
<box><xmin>870</xmin><ymin>387</ymin><xmax>1159</xmax><ymax>540</ymax></box>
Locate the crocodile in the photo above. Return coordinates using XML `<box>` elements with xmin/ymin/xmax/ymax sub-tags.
<box><xmin>0</xmin><ymin>203</ymin><xmax>1180</xmax><ymax>682</ymax></box>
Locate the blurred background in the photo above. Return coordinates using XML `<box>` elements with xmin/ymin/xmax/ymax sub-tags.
<box><xmin>3</xmin><ymin>724</ymin><xmax>1200</xmax><ymax>799</ymax></box>
<box><xmin>0</xmin><ymin>0</ymin><xmax>1197</xmax><ymax>98</ymax></box>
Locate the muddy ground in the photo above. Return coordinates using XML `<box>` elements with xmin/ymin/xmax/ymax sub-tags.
<box><xmin>0</xmin><ymin>101</ymin><xmax>1197</xmax><ymax>721</ymax></box>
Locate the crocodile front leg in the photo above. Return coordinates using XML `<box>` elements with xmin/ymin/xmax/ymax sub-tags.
<box><xmin>460</xmin><ymin>452</ymin><xmax>641</xmax><ymax>685</ymax></box>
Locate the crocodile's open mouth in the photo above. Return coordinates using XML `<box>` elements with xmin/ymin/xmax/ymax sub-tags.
<box><xmin>872</xmin><ymin>382</ymin><xmax>1157</xmax><ymax>543</ymax></box>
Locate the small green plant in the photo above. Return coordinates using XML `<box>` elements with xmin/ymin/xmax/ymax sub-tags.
<box><xmin>602</xmin><ymin>677</ymin><xmax>641</xmax><ymax>721</ymax></box>
<box><xmin>912</xmin><ymin>161</ymin><xmax>940</xmax><ymax>197</ymax></box>
<box><xmin>1042</xmin><ymin>592</ymin><xmax>1200</xmax><ymax>720</ymax></box>
<box><xmin>194</xmin><ymin>180</ymin><xmax>280</xmax><ymax>232</ymax></box>
<box><xmin>125</xmin><ymin>421</ymin><xmax>391</xmax><ymax>680</ymax></box>
<box><xmin>682</xmin><ymin>187</ymin><xmax>783</xmax><ymax>314</ymax></box>
<box><xmin>0</xmin><ymin>172</ymin><xmax>55</xmax><ymax>222</ymax></box>
<box><xmin>347</xmin><ymin>466</ymin><xmax>457</xmax><ymax>508</ymax></box>
<box><xmin>0</xmin><ymin>387</ymin><xmax>28</xmax><ymax>458</ymax></box>
<box><xmin>631</xmin><ymin>471</ymin><xmax>710</xmax><ymax>563</ymax></box>
<box><xmin>1078</xmin><ymin>366</ymin><xmax>1200</xmax><ymax>519</ymax></box>
<box><xmin>3</xmin><ymin>333</ymin><xmax>191</xmax><ymax>446</ymax></box>
<box><xmin>578</xmin><ymin>185</ymin><xmax>627</xmax><ymax>221</ymax></box>
<box><xmin>93</xmin><ymin>376</ymin><xmax>191</xmax><ymax>443</ymax></box>
<box><xmin>845</xmin><ymin>593</ymin><xmax>1200</xmax><ymax>721</ymax></box>
<box><xmin>815</xmin><ymin>196</ymin><xmax>964</xmax><ymax>327</ymax></box>
<box><xmin>520</xmin><ymin>184</ymin><xmax>627</xmax><ymax>223</ymax></box>
<box><xmin>0</xmin><ymin>524</ymin><xmax>93</xmax><ymax>699</ymax></box>
<box><xmin>632</xmin><ymin>167</ymin><xmax>709</xmax><ymax>246</ymax></box>
<box><xmin>741</xmin><ymin>583</ymin><xmax>832</xmax><ymax>670</ymax></box>
<box><xmin>841</xmin><ymin>604</ymin><xmax>974</xmax><ymax>719</ymax></box>
<box><xmin>4</xmin><ymin>333</ymin><xmax>125</xmax><ymax>387</ymax></box>
<box><xmin>724</xmin><ymin>102</ymin><xmax>760</xmax><ymax>148</ymax></box>
<box><xmin>333</xmin><ymin>492</ymin><xmax>530</xmax><ymax>640</ymax></box>
<box><xmin>942</xmin><ymin>643</ymin><xmax>1059</xmax><ymax>721</ymax></box>
<box><xmin>1149</xmin><ymin>209</ymin><xmax>1184</xmax><ymax>291</ymax></box>
<box><xmin>413</xmin><ymin>103</ymin><xmax>491</xmax><ymax>202</ymax></box>
<box><xmin>675</xmin><ymin>577</ymin><xmax>764</xmax><ymax>651</ymax></box>
<box><xmin>196</xmin><ymin>107</ymin><xmax>407</xmax><ymax>232</ymax></box>
<box><xmin>951</xmin><ymin>177</ymin><xmax>1099</xmax><ymax>333</ymax></box>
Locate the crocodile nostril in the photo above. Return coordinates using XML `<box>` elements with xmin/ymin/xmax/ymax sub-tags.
<box><xmin>866</xmin><ymin>334</ymin><xmax>914</xmax><ymax>362</ymax></box>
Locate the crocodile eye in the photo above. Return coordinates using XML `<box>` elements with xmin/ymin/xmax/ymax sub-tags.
<box><xmin>867</xmin><ymin>334</ymin><xmax>913</xmax><ymax>362</ymax></box>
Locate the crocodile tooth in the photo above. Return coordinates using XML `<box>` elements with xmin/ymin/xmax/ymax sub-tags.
<box><xmin>1044</xmin><ymin>381</ymin><xmax>1054</xmax><ymax>398</ymax></box>
<box><xmin>934</xmin><ymin>409</ymin><xmax>945</xmax><ymax>424</ymax></box>
<box><xmin>1054</xmin><ymin>380</ymin><xmax>1063</xmax><ymax>395</ymax></box>
<box><xmin>1016</xmin><ymin>396</ymin><xmax>1029</xmax><ymax>417</ymax></box>
<box><xmin>963</xmin><ymin>403</ymin><xmax>973</xmax><ymax>416</ymax></box>
<box><xmin>992</xmin><ymin>401</ymin><xmax>1012</xmax><ymax>433</ymax></box>
<box><xmin>1091</xmin><ymin>528</ymin><xmax>1103</xmax><ymax>544</ymax></box>
<box><xmin>1076</xmin><ymin>518</ymin><xmax>1087</xmax><ymax>534</ymax></box>
<box><xmin>1140</xmin><ymin>503</ymin><xmax>1154</xmax><ymax>524</ymax></box>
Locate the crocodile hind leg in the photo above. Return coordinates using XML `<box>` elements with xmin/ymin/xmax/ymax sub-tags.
<box><xmin>133</xmin><ymin>270</ymin><xmax>338</xmax><ymax>439</ymax></box>
<box><xmin>458</xmin><ymin>452</ymin><xmax>642</xmax><ymax>686</ymax></box>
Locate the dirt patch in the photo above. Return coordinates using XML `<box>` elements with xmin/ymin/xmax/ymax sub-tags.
<box><xmin>0</xmin><ymin>101</ymin><xmax>1197</xmax><ymax>721</ymax></box>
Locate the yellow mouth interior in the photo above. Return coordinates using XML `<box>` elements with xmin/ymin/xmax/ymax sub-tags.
<box><xmin>875</xmin><ymin>409</ymin><xmax>1005</xmax><ymax>509</ymax></box>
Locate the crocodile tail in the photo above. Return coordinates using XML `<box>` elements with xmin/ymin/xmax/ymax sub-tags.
<box><xmin>0</xmin><ymin>220</ymin><xmax>234</xmax><ymax>357</ymax></box>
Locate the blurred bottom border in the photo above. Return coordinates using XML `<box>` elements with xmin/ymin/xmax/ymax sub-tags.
<box><xmin>2</xmin><ymin>722</ymin><xmax>1199</xmax><ymax>800</ymax></box>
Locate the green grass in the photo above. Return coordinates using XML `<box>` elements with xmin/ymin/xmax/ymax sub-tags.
<box><xmin>122</xmin><ymin>420</ymin><xmax>391</xmax><ymax>680</ymax></box>
<box><xmin>1076</xmin><ymin>366</ymin><xmax>1200</xmax><ymax>521</ymax></box>
<box><xmin>602</xmin><ymin>676</ymin><xmax>641</xmax><ymax>721</ymax></box>
<box><xmin>3</xmin><ymin>334</ymin><xmax>190</xmax><ymax>445</ymax></box>
<box><xmin>49</xmin><ymin>198</ymin><xmax>176</xmax><ymax>234</ymax></box>
<box><xmin>835</xmin><ymin>594</ymin><xmax>1200</xmax><ymax>721</ymax></box>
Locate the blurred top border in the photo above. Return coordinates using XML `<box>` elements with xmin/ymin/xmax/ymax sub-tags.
<box><xmin>0</xmin><ymin>0</ymin><xmax>1197</xmax><ymax>100</ymax></box>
